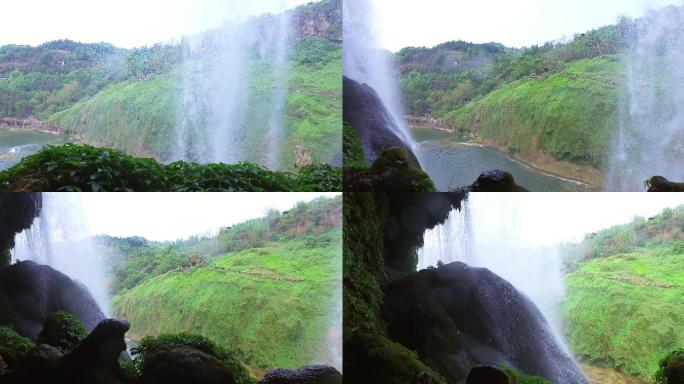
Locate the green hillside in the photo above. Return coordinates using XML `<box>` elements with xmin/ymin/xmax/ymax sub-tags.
<box><xmin>48</xmin><ymin>37</ymin><xmax>341</xmax><ymax>167</ymax></box>
<box><xmin>448</xmin><ymin>55</ymin><xmax>621</xmax><ymax>169</ymax></box>
<box><xmin>397</xmin><ymin>17</ymin><xmax>638</xmax><ymax>180</ymax></box>
<box><xmin>105</xmin><ymin>196</ymin><xmax>342</xmax><ymax>373</ymax></box>
<box><xmin>561</xmin><ymin>207</ymin><xmax>684</xmax><ymax>382</ymax></box>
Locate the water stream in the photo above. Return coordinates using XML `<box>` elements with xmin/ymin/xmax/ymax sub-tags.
<box><xmin>174</xmin><ymin>7</ymin><xmax>292</xmax><ymax>169</ymax></box>
<box><xmin>10</xmin><ymin>194</ymin><xmax>109</xmax><ymax>315</ymax></box>
<box><xmin>606</xmin><ymin>6</ymin><xmax>684</xmax><ymax>190</ymax></box>
<box><xmin>418</xmin><ymin>194</ymin><xmax>575</xmax><ymax>362</ymax></box>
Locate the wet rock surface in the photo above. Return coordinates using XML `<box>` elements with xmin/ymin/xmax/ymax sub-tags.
<box><xmin>343</xmin><ymin>77</ymin><xmax>419</xmax><ymax>166</ymax></box>
<box><xmin>0</xmin><ymin>261</ymin><xmax>105</xmax><ymax>339</ymax></box>
<box><xmin>139</xmin><ymin>343</ymin><xmax>237</xmax><ymax>384</ymax></box>
<box><xmin>260</xmin><ymin>365</ymin><xmax>342</xmax><ymax>384</ymax></box>
<box><xmin>465</xmin><ymin>366</ymin><xmax>511</xmax><ymax>384</ymax></box>
<box><xmin>383</xmin><ymin>262</ymin><xmax>587</xmax><ymax>384</ymax></box>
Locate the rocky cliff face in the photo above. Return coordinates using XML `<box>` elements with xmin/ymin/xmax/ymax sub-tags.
<box><xmin>291</xmin><ymin>0</ymin><xmax>342</xmax><ymax>42</ymax></box>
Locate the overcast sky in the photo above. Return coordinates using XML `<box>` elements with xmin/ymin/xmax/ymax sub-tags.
<box><xmin>367</xmin><ymin>0</ymin><xmax>684</xmax><ymax>51</ymax></box>
<box><xmin>468</xmin><ymin>193</ymin><xmax>684</xmax><ymax>248</ymax></box>
<box><xmin>70</xmin><ymin>193</ymin><xmax>339</xmax><ymax>241</ymax></box>
<box><xmin>0</xmin><ymin>0</ymin><xmax>310</xmax><ymax>48</ymax></box>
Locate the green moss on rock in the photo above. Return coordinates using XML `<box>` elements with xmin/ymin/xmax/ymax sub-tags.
<box><xmin>655</xmin><ymin>349</ymin><xmax>684</xmax><ymax>384</ymax></box>
<box><xmin>0</xmin><ymin>326</ymin><xmax>34</xmax><ymax>369</ymax></box>
<box><xmin>37</xmin><ymin>310</ymin><xmax>87</xmax><ymax>352</ymax></box>
<box><xmin>343</xmin><ymin>148</ymin><xmax>436</xmax><ymax>191</ymax></box>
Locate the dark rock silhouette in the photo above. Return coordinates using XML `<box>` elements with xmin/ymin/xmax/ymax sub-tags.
<box><xmin>260</xmin><ymin>365</ymin><xmax>342</xmax><ymax>384</ymax></box>
<box><xmin>343</xmin><ymin>76</ymin><xmax>419</xmax><ymax>166</ymax></box>
<box><xmin>383</xmin><ymin>262</ymin><xmax>587</xmax><ymax>384</ymax></box>
<box><xmin>646</xmin><ymin>176</ymin><xmax>684</xmax><ymax>192</ymax></box>
<box><xmin>0</xmin><ymin>261</ymin><xmax>105</xmax><ymax>339</ymax></box>
<box><xmin>11</xmin><ymin>344</ymin><xmax>63</xmax><ymax>383</ymax></box>
<box><xmin>60</xmin><ymin>319</ymin><xmax>130</xmax><ymax>381</ymax></box>
<box><xmin>465</xmin><ymin>366</ymin><xmax>511</xmax><ymax>384</ymax></box>
<box><xmin>461</xmin><ymin>170</ymin><xmax>529</xmax><ymax>192</ymax></box>
<box><xmin>0</xmin><ymin>193</ymin><xmax>41</xmax><ymax>266</ymax></box>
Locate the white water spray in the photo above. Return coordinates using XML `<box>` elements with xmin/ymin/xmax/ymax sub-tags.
<box><xmin>418</xmin><ymin>194</ymin><xmax>570</xmax><ymax>354</ymax></box>
<box><xmin>11</xmin><ymin>194</ymin><xmax>110</xmax><ymax>315</ymax></box>
<box><xmin>174</xmin><ymin>5</ymin><xmax>293</xmax><ymax>169</ymax></box>
<box><xmin>606</xmin><ymin>6</ymin><xmax>684</xmax><ymax>190</ymax></box>
<box><xmin>343</xmin><ymin>0</ymin><xmax>416</xmax><ymax>148</ymax></box>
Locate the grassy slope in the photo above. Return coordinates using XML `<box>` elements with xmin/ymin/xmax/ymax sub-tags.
<box><xmin>48</xmin><ymin>41</ymin><xmax>341</xmax><ymax>168</ymax></box>
<box><xmin>448</xmin><ymin>55</ymin><xmax>621</xmax><ymax>169</ymax></box>
<box><xmin>562</xmin><ymin>244</ymin><xmax>684</xmax><ymax>382</ymax></box>
<box><xmin>49</xmin><ymin>74</ymin><xmax>176</xmax><ymax>159</ymax></box>
<box><xmin>111</xmin><ymin>231</ymin><xmax>341</xmax><ymax>372</ymax></box>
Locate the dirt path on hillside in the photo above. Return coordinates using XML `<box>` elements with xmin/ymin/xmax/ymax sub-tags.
<box><xmin>572</xmin><ymin>271</ymin><xmax>677</xmax><ymax>289</ymax></box>
<box><xmin>174</xmin><ymin>264</ymin><xmax>340</xmax><ymax>284</ymax></box>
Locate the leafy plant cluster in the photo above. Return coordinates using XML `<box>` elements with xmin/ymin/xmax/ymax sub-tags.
<box><xmin>0</xmin><ymin>326</ymin><xmax>33</xmax><ymax>369</ymax></box>
<box><xmin>0</xmin><ymin>144</ymin><xmax>341</xmax><ymax>192</ymax></box>
<box><xmin>37</xmin><ymin>310</ymin><xmax>88</xmax><ymax>351</ymax></box>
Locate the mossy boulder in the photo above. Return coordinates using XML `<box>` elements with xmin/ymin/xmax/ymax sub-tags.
<box><xmin>0</xmin><ymin>326</ymin><xmax>34</xmax><ymax>370</ymax></box>
<box><xmin>343</xmin><ymin>148</ymin><xmax>436</xmax><ymax>191</ymax></box>
<box><xmin>655</xmin><ymin>349</ymin><xmax>684</xmax><ymax>384</ymax></box>
<box><xmin>37</xmin><ymin>311</ymin><xmax>87</xmax><ymax>351</ymax></box>
<box><xmin>133</xmin><ymin>333</ymin><xmax>255</xmax><ymax>384</ymax></box>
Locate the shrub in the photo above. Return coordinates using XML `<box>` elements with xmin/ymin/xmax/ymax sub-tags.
<box><xmin>0</xmin><ymin>144</ymin><xmax>341</xmax><ymax>192</ymax></box>
<box><xmin>37</xmin><ymin>310</ymin><xmax>87</xmax><ymax>351</ymax></box>
<box><xmin>131</xmin><ymin>333</ymin><xmax>255</xmax><ymax>384</ymax></box>
<box><xmin>0</xmin><ymin>326</ymin><xmax>34</xmax><ymax>369</ymax></box>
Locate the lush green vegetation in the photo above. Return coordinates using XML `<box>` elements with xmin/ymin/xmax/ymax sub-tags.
<box><xmin>397</xmin><ymin>16</ymin><xmax>639</xmax><ymax>171</ymax></box>
<box><xmin>0</xmin><ymin>326</ymin><xmax>33</xmax><ymax>369</ymax></box>
<box><xmin>37</xmin><ymin>310</ymin><xmax>88</xmax><ymax>351</ymax></box>
<box><xmin>132</xmin><ymin>333</ymin><xmax>255</xmax><ymax>384</ymax></box>
<box><xmin>0</xmin><ymin>0</ymin><xmax>341</xmax><ymax>171</ymax></box>
<box><xmin>105</xmin><ymin>197</ymin><xmax>341</xmax><ymax>373</ymax></box>
<box><xmin>562</xmin><ymin>206</ymin><xmax>684</xmax><ymax>382</ymax></box>
<box><xmin>501</xmin><ymin>365</ymin><xmax>551</xmax><ymax>384</ymax></box>
<box><xmin>449</xmin><ymin>56</ymin><xmax>620</xmax><ymax>168</ymax></box>
<box><xmin>0</xmin><ymin>144</ymin><xmax>341</xmax><ymax>191</ymax></box>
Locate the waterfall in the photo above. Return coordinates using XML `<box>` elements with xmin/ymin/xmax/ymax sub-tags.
<box><xmin>606</xmin><ymin>6</ymin><xmax>684</xmax><ymax>190</ymax></box>
<box><xmin>417</xmin><ymin>194</ymin><xmax>572</xmax><ymax>357</ymax></box>
<box><xmin>343</xmin><ymin>0</ymin><xmax>416</xmax><ymax>149</ymax></box>
<box><xmin>174</xmin><ymin>6</ymin><xmax>293</xmax><ymax>169</ymax></box>
<box><xmin>10</xmin><ymin>194</ymin><xmax>109</xmax><ymax>315</ymax></box>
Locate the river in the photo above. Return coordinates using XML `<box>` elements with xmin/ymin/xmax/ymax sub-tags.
<box><xmin>0</xmin><ymin>128</ymin><xmax>65</xmax><ymax>171</ymax></box>
<box><xmin>411</xmin><ymin>129</ymin><xmax>590</xmax><ymax>191</ymax></box>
